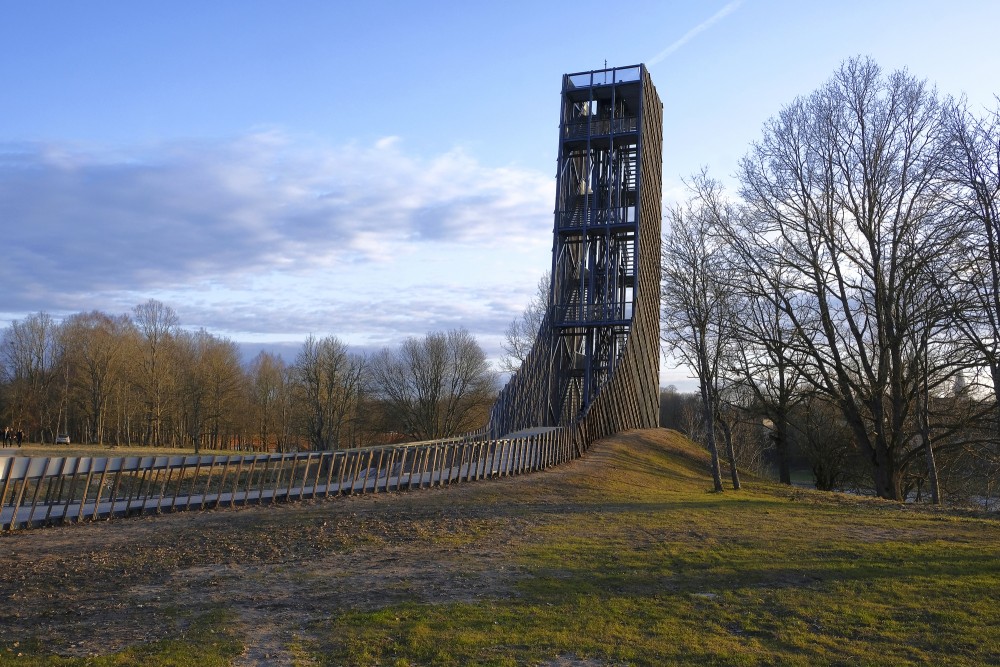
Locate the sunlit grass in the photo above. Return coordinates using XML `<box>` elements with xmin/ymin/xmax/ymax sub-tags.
<box><xmin>306</xmin><ymin>430</ymin><xmax>1000</xmax><ymax>666</ymax></box>
<box><xmin>0</xmin><ymin>609</ymin><xmax>242</xmax><ymax>667</ymax></box>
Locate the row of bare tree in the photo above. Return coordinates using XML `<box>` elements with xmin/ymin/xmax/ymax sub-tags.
<box><xmin>662</xmin><ymin>57</ymin><xmax>1000</xmax><ymax>502</ymax></box>
<box><xmin>0</xmin><ymin>299</ymin><xmax>497</xmax><ymax>451</ymax></box>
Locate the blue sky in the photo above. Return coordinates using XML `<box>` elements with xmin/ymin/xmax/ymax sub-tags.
<box><xmin>3</xmin><ymin>1</ymin><xmax>999</xmax><ymax>388</ymax></box>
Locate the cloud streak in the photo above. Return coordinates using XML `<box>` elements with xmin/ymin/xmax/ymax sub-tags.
<box><xmin>647</xmin><ymin>1</ymin><xmax>744</xmax><ymax>65</ymax></box>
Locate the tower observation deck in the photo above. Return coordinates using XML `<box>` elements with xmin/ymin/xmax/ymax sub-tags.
<box><xmin>490</xmin><ymin>64</ymin><xmax>663</xmax><ymax>439</ymax></box>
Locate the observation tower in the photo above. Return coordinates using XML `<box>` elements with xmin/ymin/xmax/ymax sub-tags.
<box><xmin>491</xmin><ymin>64</ymin><xmax>663</xmax><ymax>437</ymax></box>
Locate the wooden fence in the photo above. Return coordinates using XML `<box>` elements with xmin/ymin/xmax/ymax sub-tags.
<box><xmin>0</xmin><ymin>429</ymin><xmax>570</xmax><ymax>532</ymax></box>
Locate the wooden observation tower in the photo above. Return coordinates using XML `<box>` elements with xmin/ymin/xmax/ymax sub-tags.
<box><xmin>491</xmin><ymin>64</ymin><xmax>663</xmax><ymax>438</ymax></box>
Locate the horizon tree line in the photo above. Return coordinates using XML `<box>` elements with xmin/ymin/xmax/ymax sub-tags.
<box><xmin>0</xmin><ymin>299</ymin><xmax>497</xmax><ymax>451</ymax></box>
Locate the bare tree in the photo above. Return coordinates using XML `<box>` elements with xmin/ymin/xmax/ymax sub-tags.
<box><xmin>292</xmin><ymin>335</ymin><xmax>367</xmax><ymax>451</ymax></box>
<box><xmin>942</xmin><ymin>99</ymin><xmax>1000</xmax><ymax>440</ymax></box>
<box><xmin>175</xmin><ymin>329</ymin><xmax>244</xmax><ymax>452</ymax></box>
<box><xmin>369</xmin><ymin>329</ymin><xmax>496</xmax><ymax>441</ymax></box>
<box><xmin>1</xmin><ymin>312</ymin><xmax>60</xmax><ymax>442</ymax></box>
<box><xmin>108</xmin><ymin>327</ymin><xmax>144</xmax><ymax>447</ymax></box>
<box><xmin>247</xmin><ymin>351</ymin><xmax>290</xmax><ymax>451</ymax></box>
<box><xmin>175</xmin><ymin>329</ymin><xmax>210</xmax><ymax>452</ymax></box>
<box><xmin>201</xmin><ymin>334</ymin><xmax>243</xmax><ymax>450</ymax></box>
<box><xmin>661</xmin><ymin>173</ymin><xmax>739</xmax><ymax>491</ymax></box>
<box><xmin>659</xmin><ymin>385</ymin><xmax>699</xmax><ymax>431</ymax></box>
<box><xmin>716</xmin><ymin>383</ymin><xmax>772</xmax><ymax>477</ymax></box>
<box><xmin>58</xmin><ymin>311</ymin><xmax>132</xmax><ymax>444</ymax></box>
<box><xmin>499</xmin><ymin>271</ymin><xmax>550</xmax><ymax>374</ymax></box>
<box><xmin>719</xmin><ymin>236</ymin><xmax>807</xmax><ymax>485</ymax></box>
<box><xmin>131</xmin><ymin>299</ymin><xmax>179</xmax><ymax>446</ymax></box>
<box><xmin>737</xmin><ymin>57</ymin><xmax>963</xmax><ymax>500</ymax></box>
<box><xmin>790</xmin><ymin>393</ymin><xmax>858</xmax><ymax>491</ymax></box>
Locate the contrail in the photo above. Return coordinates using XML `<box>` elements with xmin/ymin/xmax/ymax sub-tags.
<box><xmin>647</xmin><ymin>0</ymin><xmax>744</xmax><ymax>65</ymax></box>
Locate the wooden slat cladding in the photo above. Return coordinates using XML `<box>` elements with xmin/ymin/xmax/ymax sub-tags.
<box><xmin>489</xmin><ymin>65</ymin><xmax>662</xmax><ymax>449</ymax></box>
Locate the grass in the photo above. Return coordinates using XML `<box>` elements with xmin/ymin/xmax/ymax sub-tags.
<box><xmin>303</xmin><ymin>431</ymin><xmax>1000</xmax><ymax>666</ymax></box>
<box><xmin>2</xmin><ymin>429</ymin><xmax>998</xmax><ymax>665</ymax></box>
<box><xmin>0</xmin><ymin>609</ymin><xmax>242</xmax><ymax>666</ymax></box>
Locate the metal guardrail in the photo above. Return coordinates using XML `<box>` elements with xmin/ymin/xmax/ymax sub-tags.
<box><xmin>563</xmin><ymin>116</ymin><xmax>638</xmax><ymax>140</ymax></box>
<box><xmin>565</xmin><ymin>66</ymin><xmax>642</xmax><ymax>89</ymax></box>
<box><xmin>552</xmin><ymin>303</ymin><xmax>632</xmax><ymax>325</ymax></box>
<box><xmin>0</xmin><ymin>429</ymin><xmax>570</xmax><ymax>531</ymax></box>
<box><xmin>557</xmin><ymin>204</ymin><xmax>637</xmax><ymax>230</ymax></box>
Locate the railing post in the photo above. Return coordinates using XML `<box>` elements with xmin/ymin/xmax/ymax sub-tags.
<box><xmin>359</xmin><ymin>450</ymin><xmax>375</xmax><ymax>495</ymax></box>
<box><xmin>26</xmin><ymin>459</ymin><xmax>52</xmax><ymax>527</ymax></box>
<box><xmin>285</xmin><ymin>453</ymin><xmax>299</xmax><ymax>501</ymax></box>
<box><xmin>214</xmin><ymin>454</ymin><xmax>233</xmax><ymax>507</ymax></box>
<box><xmin>443</xmin><ymin>444</ymin><xmax>454</xmax><ymax>486</ymax></box>
<box><xmin>299</xmin><ymin>453</ymin><xmax>314</xmax><ymax>500</ymax></box>
<box><xmin>322</xmin><ymin>452</ymin><xmax>336</xmax><ymax>497</ymax></box>
<box><xmin>91</xmin><ymin>459</ymin><xmax>112</xmax><ymax>521</ymax></box>
<box><xmin>432</xmin><ymin>445</ymin><xmax>441</xmax><ymax>487</ymax></box>
<box><xmin>243</xmin><ymin>456</ymin><xmax>259</xmax><ymax>502</ymax></box>
<box><xmin>154</xmin><ymin>460</ymin><xmax>170</xmax><ymax>515</ymax></box>
<box><xmin>407</xmin><ymin>448</ymin><xmax>419</xmax><ymax>491</ymax></box>
<box><xmin>77</xmin><ymin>458</ymin><xmax>100</xmax><ymax>522</ymax></box>
<box><xmin>476</xmin><ymin>441</ymin><xmax>486</xmax><ymax>480</ymax></box>
<box><xmin>0</xmin><ymin>459</ymin><xmax>13</xmax><ymax>512</ymax></box>
<box><xmin>311</xmin><ymin>452</ymin><xmax>325</xmax><ymax>497</ymax></box>
<box><xmin>169</xmin><ymin>459</ymin><xmax>185</xmax><ymax>512</ymax></box>
<box><xmin>184</xmin><ymin>458</ymin><xmax>204</xmax><ymax>511</ymax></box>
<box><xmin>381</xmin><ymin>448</ymin><xmax>394</xmax><ymax>493</ymax></box>
<box><xmin>418</xmin><ymin>446</ymin><xmax>431</xmax><ymax>489</ymax></box>
<box><xmin>394</xmin><ymin>448</ymin><xmax>407</xmax><ymax>492</ymax></box>
<box><xmin>44</xmin><ymin>458</ymin><xmax>72</xmax><ymax>524</ymax></box>
<box><xmin>336</xmin><ymin>452</ymin><xmax>349</xmax><ymax>494</ymax></box>
<box><xmin>460</xmin><ymin>443</ymin><xmax>472</xmax><ymax>483</ymax></box>
<box><xmin>7</xmin><ymin>467</ymin><xmax>30</xmax><ymax>531</ymax></box>
<box><xmin>271</xmin><ymin>455</ymin><xmax>286</xmax><ymax>504</ymax></box>
<box><xmin>228</xmin><ymin>456</ymin><xmax>246</xmax><ymax>508</ymax></box>
<box><xmin>201</xmin><ymin>456</ymin><xmax>221</xmax><ymax>510</ymax></box>
<box><xmin>257</xmin><ymin>457</ymin><xmax>273</xmax><ymax>502</ymax></box>
<box><xmin>125</xmin><ymin>458</ymin><xmax>153</xmax><ymax>516</ymax></box>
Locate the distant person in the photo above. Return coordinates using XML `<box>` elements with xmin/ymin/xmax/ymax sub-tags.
<box><xmin>2</xmin><ymin>427</ymin><xmax>9</xmax><ymax>445</ymax></box>
<box><xmin>16</xmin><ymin>429</ymin><xmax>23</xmax><ymax>446</ymax></box>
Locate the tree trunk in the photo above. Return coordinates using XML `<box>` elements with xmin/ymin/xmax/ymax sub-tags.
<box><xmin>923</xmin><ymin>435</ymin><xmax>940</xmax><ymax>504</ymax></box>
<box><xmin>774</xmin><ymin>418</ymin><xmax>791</xmax><ymax>485</ymax></box>
<box><xmin>872</xmin><ymin>443</ymin><xmax>902</xmax><ymax>501</ymax></box>
<box><xmin>705</xmin><ymin>414</ymin><xmax>724</xmax><ymax>492</ymax></box>
<box><xmin>701</xmin><ymin>383</ymin><xmax>724</xmax><ymax>492</ymax></box>
<box><xmin>716</xmin><ymin>412</ymin><xmax>741</xmax><ymax>490</ymax></box>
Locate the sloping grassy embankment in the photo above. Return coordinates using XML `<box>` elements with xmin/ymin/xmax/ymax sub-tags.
<box><xmin>1</xmin><ymin>428</ymin><xmax>998</xmax><ymax>665</ymax></box>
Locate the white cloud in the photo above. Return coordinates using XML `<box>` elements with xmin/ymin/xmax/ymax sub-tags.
<box><xmin>0</xmin><ymin>134</ymin><xmax>555</xmax><ymax>355</ymax></box>
<box><xmin>374</xmin><ymin>135</ymin><xmax>401</xmax><ymax>150</ymax></box>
